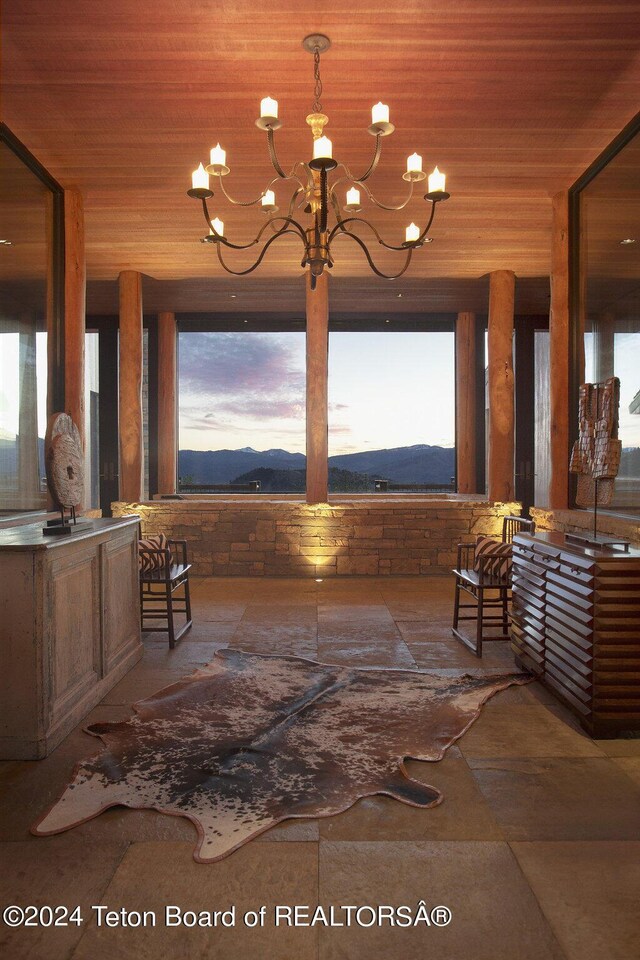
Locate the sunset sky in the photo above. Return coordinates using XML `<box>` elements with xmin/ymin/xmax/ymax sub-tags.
<box><xmin>178</xmin><ymin>331</ymin><xmax>456</xmax><ymax>455</ymax></box>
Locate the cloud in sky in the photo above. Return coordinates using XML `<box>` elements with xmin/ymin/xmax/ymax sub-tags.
<box><xmin>180</xmin><ymin>332</ymin><xmax>304</xmax><ymax>401</ymax></box>
<box><xmin>179</xmin><ymin>332</ymin><xmax>307</xmax><ymax>450</ymax></box>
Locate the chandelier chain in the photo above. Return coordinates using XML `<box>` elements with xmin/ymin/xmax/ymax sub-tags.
<box><xmin>312</xmin><ymin>46</ymin><xmax>323</xmax><ymax>113</ymax></box>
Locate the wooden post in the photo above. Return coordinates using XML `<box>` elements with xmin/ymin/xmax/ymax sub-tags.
<box><xmin>456</xmin><ymin>311</ymin><xmax>477</xmax><ymax>493</ymax></box>
<box><xmin>549</xmin><ymin>191</ymin><xmax>570</xmax><ymax>509</ymax></box>
<box><xmin>118</xmin><ymin>271</ymin><xmax>144</xmax><ymax>502</ymax></box>
<box><xmin>488</xmin><ymin>270</ymin><xmax>516</xmax><ymax>502</ymax></box>
<box><xmin>64</xmin><ymin>188</ymin><xmax>86</xmax><ymax>449</ymax></box>
<box><xmin>306</xmin><ymin>272</ymin><xmax>329</xmax><ymax>504</ymax></box>
<box><xmin>157</xmin><ymin>311</ymin><xmax>177</xmax><ymax>494</ymax></box>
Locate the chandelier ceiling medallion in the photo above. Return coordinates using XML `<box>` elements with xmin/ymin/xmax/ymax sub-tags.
<box><xmin>187</xmin><ymin>34</ymin><xmax>450</xmax><ymax>288</ymax></box>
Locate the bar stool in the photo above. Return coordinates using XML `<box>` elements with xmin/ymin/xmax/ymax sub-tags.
<box><xmin>139</xmin><ymin>537</ymin><xmax>193</xmax><ymax>648</ymax></box>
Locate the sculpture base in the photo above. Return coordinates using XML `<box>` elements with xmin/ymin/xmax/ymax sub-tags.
<box><xmin>565</xmin><ymin>532</ymin><xmax>630</xmax><ymax>553</ymax></box>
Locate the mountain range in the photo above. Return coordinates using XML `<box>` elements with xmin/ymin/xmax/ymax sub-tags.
<box><xmin>178</xmin><ymin>444</ymin><xmax>456</xmax><ymax>487</ymax></box>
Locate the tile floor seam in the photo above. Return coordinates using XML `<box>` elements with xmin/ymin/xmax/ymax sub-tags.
<box><xmin>68</xmin><ymin>840</ymin><xmax>132</xmax><ymax>960</ymax></box>
<box><xmin>505</xmin><ymin>840</ymin><xmax>575</xmax><ymax>960</ymax></box>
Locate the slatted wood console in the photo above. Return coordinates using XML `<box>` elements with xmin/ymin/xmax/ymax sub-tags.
<box><xmin>511</xmin><ymin>531</ymin><xmax>640</xmax><ymax>737</ymax></box>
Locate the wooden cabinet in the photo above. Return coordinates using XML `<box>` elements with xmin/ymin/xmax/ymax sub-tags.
<box><xmin>511</xmin><ymin>531</ymin><xmax>640</xmax><ymax>737</ymax></box>
<box><xmin>0</xmin><ymin>517</ymin><xmax>142</xmax><ymax>758</ymax></box>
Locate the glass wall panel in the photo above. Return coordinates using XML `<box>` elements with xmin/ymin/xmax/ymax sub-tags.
<box><xmin>0</xmin><ymin>138</ymin><xmax>51</xmax><ymax>514</ymax></box>
<box><xmin>178</xmin><ymin>330</ymin><xmax>306</xmax><ymax>492</ymax></box>
<box><xmin>328</xmin><ymin>331</ymin><xmax>455</xmax><ymax>493</ymax></box>
<box><xmin>579</xmin><ymin>129</ymin><xmax>640</xmax><ymax>516</ymax></box>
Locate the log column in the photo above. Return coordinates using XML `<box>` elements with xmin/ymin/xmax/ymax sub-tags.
<box><xmin>549</xmin><ymin>191</ymin><xmax>570</xmax><ymax>509</ymax></box>
<box><xmin>157</xmin><ymin>311</ymin><xmax>177</xmax><ymax>494</ymax></box>
<box><xmin>306</xmin><ymin>271</ymin><xmax>329</xmax><ymax>504</ymax></box>
<box><xmin>118</xmin><ymin>271</ymin><xmax>144</xmax><ymax>501</ymax></box>
<box><xmin>64</xmin><ymin>187</ymin><xmax>86</xmax><ymax>447</ymax></box>
<box><xmin>488</xmin><ymin>270</ymin><xmax>515</xmax><ymax>502</ymax></box>
<box><xmin>456</xmin><ymin>311</ymin><xmax>477</xmax><ymax>493</ymax></box>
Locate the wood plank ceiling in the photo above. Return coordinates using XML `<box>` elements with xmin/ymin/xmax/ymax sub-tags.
<box><xmin>2</xmin><ymin>0</ymin><xmax>639</xmax><ymax>315</ymax></box>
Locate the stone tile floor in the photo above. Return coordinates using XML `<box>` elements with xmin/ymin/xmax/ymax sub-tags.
<box><xmin>1</xmin><ymin>575</ymin><xmax>638</xmax><ymax>959</ymax></box>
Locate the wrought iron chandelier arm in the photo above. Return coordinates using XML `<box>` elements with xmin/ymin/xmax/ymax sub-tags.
<box><xmin>328</xmin><ymin>215</ymin><xmax>407</xmax><ymax>251</ymax></box>
<box><xmin>332</xmin><ymin>228</ymin><xmax>414</xmax><ymax>280</ymax></box>
<box><xmin>356</xmin><ymin>133</ymin><xmax>382</xmax><ymax>182</ymax></box>
<box><xmin>329</xmin><ymin>174</ymin><xmax>415</xmax><ymax>212</ymax></box>
<box><xmin>267</xmin><ymin>127</ymin><xmax>288</xmax><ymax>179</ymax></box>
<box><xmin>200</xmin><ymin>197</ymin><xmax>257</xmax><ymax>249</ymax></box>
<box><xmin>330</xmin><ymin>191</ymin><xmax>352</xmax><ymax>232</ymax></box>
<box><xmin>216</xmin><ymin>172</ymin><xmax>282</xmax><ymax>207</ymax></box>
<box><xmin>418</xmin><ymin>199</ymin><xmax>437</xmax><ymax>241</ymax></box>
<box><xmin>329</xmin><ymin>197</ymin><xmax>438</xmax><ymax>250</ymax></box>
<box><xmin>215</xmin><ymin>228</ymin><xmax>308</xmax><ymax>276</ymax></box>
<box><xmin>358</xmin><ymin>178</ymin><xmax>414</xmax><ymax>211</ymax></box>
<box><xmin>202</xmin><ymin>197</ymin><xmax>307</xmax><ymax>250</ymax></box>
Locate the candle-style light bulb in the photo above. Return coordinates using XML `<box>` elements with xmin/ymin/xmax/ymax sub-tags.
<box><xmin>191</xmin><ymin>163</ymin><xmax>209</xmax><ymax>190</ymax></box>
<box><xmin>210</xmin><ymin>217</ymin><xmax>224</xmax><ymax>237</ymax></box>
<box><xmin>428</xmin><ymin>166</ymin><xmax>446</xmax><ymax>193</ymax></box>
<box><xmin>210</xmin><ymin>143</ymin><xmax>226</xmax><ymax>167</ymax></box>
<box><xmin>405</xmin><ymin>222</ymin><xmax>420</xmax><ymax>243</ymax></box>
<box><xmin>260</xmin><ymin>96</ymin><xmax>278</xmax><ymax>119</ymax></box>
<box><xmin>262</xmin><ymin>189</ymin><xmax>276</xmax><ymax>208</ymax></box>
<box><xmin>313</xmin><ymin>136</ymin><xmax>333</xmax><ymax>160</ymax></box>
<box><xmin>407</xmin><ymin>152</ymin><xmax>422</xmax><ymax>174</ymax></box>
<box><xmin>371</xmin><ymin>101</ymin><xmax>389</xmax><ymax>125</ymax></box>
<box><xmin>346</xmin><ymin>187</ymin><xmax>361</xmax><ymax>207</ymax></box>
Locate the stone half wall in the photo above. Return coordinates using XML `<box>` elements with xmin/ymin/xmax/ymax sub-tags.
<box><xmin>113</xmin><ymin>497</ymin><xmax>521</xmax><ymax>577</ymax></box>
<box><xmin>531</xmin><ymin>507</ymin><xmax>640</xmax><ymax>547</ymax></box>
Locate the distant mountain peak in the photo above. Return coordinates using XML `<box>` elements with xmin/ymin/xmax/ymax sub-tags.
<box><xmin>237</xmin><ymin>447</ymin><xmax>258</xmax><ymax>453</ymax></box>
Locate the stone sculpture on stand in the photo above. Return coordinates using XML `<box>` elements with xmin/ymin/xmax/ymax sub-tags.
<box><xmin>43</xmin><ymin>413</ymin><xmax>92</xmax><ymax>535</ymax></box>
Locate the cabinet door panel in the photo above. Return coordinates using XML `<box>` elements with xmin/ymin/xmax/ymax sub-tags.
<box><xmin>101</xmin><ymin>532</ymin><xmax>140</xmax><ymax>671</ymax></box>
<box><xmin>48</xmin><ymin>546</ymin><xmax>100</xmax><ymax>722</ymax></box>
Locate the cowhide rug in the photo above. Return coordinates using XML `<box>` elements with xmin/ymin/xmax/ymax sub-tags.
<box><xmin>33</xmin><ymin>649</ymin><xmax>529</xmax><ymax>862</ymax></box>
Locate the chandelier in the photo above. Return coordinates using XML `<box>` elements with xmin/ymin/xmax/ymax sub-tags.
<box><xmin>187</xmin><ymin>34</ymin><xmax>450</xmax><ymax>288</ymax></box>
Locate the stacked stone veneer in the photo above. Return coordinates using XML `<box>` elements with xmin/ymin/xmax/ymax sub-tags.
<box><xmin>113</xmin><ymin>498</ymin><xmax>521</xmax><ymax>577</ymax></box>
<box><xmin>531</xmin><ymin>507</ymin><xmax>640</xmax><ymax>547</ymax></box>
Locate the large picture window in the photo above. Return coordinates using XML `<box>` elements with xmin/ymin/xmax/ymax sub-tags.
<box><xmin>178</xmin><ymin>329</ymin><xmax>306</xmax><ymax>493</ymax></box>
<box><xmin>328</xmin><ymin>328</ymin><xmax>456</xmax><ymax>493</ymax></box>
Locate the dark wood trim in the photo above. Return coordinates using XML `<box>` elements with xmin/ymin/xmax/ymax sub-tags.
<box><xmin>177</xmin><ymin>313</ymin><xmax>305</xmax><ymax>332</ymax></box>
<box><xmin>145</xmin><ymin>315</ymin><xmax>159</xmax><ymax>498</ymax></box>
<box><xmin>569</xmin><ymin>111</ymin><xmax>640</xmax><ymax>195</ymax></box>
<box><xmin>177</xmin><ymin>313</ymin><xmax>456</xmax><ymax>333</ymax></box>
<box><xmin>89</xmin><ymin>317</ymin><xmax>119</xmax><ymax>516</ymax></box>
<box><xmin>475</xmin><ymin>313</ymin><xmax>487</xmax><ymax>495</ymax></box>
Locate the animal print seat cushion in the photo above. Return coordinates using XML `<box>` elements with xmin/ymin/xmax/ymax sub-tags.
<box><xmin>474</xmin><ymin>535</ymin><xmax>512</xmax><ymax>579</ymax></box>
<box><xmin>138</xmin><ymin>533</ymin><xmax>169</xmax><ymax>572</ymax></box>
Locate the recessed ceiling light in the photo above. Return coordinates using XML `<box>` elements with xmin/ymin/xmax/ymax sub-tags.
<box><xmin>230</xmin><ymin>293</ymin><xmax>237</xmax><ymax>298</ymax></box>
<box><xmin>620</xmin><ymin>238</ymin><xmax>637</xmax><ymax>245</ymax></box>
<box><xmin>396</xmin><ymin>293</ymin><xmax>403</xmax><ymax>298</ymax></box>
<box><xmin>0</xmin><ymin>239</ymin><xmax>12</xmax><ymax>246</ymax></box>
<box><xmin>315</xmin><ymin>578</ymin><xmax>323</xmax><ymax>583</ymax></box>
<box><xmin>243</xmin><ymin>319</ymin><xmax>248</xmax><ymax>323</ymax></box>
<box><xmin>385</xmin><ymin>319</ymin><xmax>391</xmax><ymax>323</ymax></box>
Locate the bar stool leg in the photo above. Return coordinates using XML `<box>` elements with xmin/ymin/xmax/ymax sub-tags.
<box><xmin>166</xmin><ymin>582</ymin><xmax>176</xmax><ymax>649</ymax></box>
<box><xmin>453</xmin><ymin>577</ymin><xmax>461</xmax><ymax>630</ymax></box>
<box><xmin>475</xmin><ymin>589</ymin><xmax>484</xmax><ymax>657</ymax></box>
